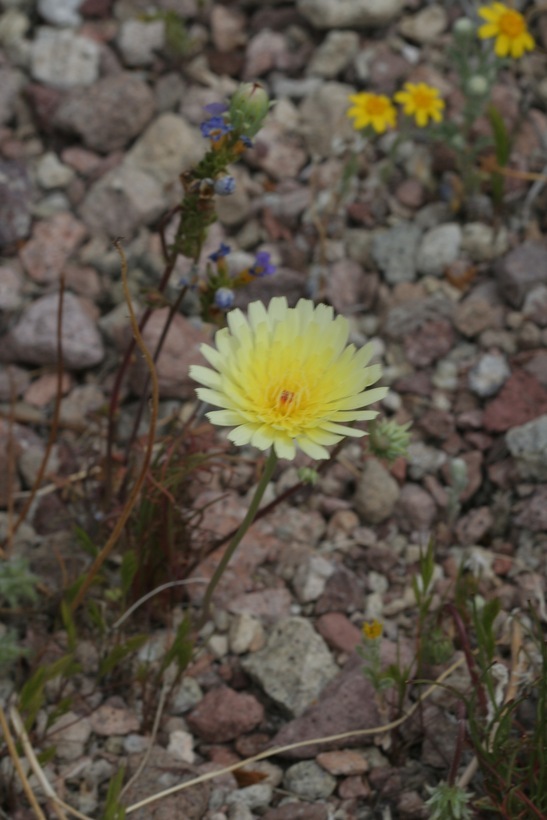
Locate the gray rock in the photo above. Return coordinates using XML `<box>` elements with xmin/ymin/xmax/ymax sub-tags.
<box><xmin>416</xmin><ymin>223</ymin><xmax>462</xmax><ymax>277</ymax></box>
<box><xmin>299</xmin><ymin>82</ymin><xmax>355</xmax><ymax>156</ymax></box>
<box><xmin>523</xmin><ymin>284</ymin><xmax>547</xmax><ymax>327</ymax></box>
<box><xmin>354</xmin><ymin>459</ymin><xmax>400</xmax><ymax>524</ymax></box>
<box><xmin>241</xmin><ymin>617</ymin><xmax>338</xmax><ymax>718</ymax></box>
<box><xmin>0</xmin><ymin>159</ymin><xmax>33</xmax><ymax>248</ymax></box>
<box><xmin>292</xmin><ymin>554</ymin><xmax>334</xmax><ymax>604</ymax></box>
<box><xmin>31</xmin><ymin>27</ymin><xmax>100</xmax><ymax>89</ymax></box>
<box><xmin>170</xmin><ymin>675</ymin><xmax>203</xmax><ymax>715</ymax></box>
<box><xmin>54</xmin><ymin>73</ymin><xmax>156</xmax><ymax>153</ymax></box>
<box><xmin>298</xmin><ymin>0</ymin><xmax>404</xmax><ymax>28</ymax></box>
<box><xmin>506</xmin><ymin>415</ymin><xmax>547</xmax><ymax>481</ymax></box>
<box><xmin>228</xmin><ymin>612</ymin><xmax>265</xmax><ymax>655</ymax></box>
<box><xmin>399</xmin><ymin>5</ymin><xmax>448</xmax><ymax>44</ymax></box>
<box><xmin>79</xmin><ymin>163</ymin><xmax>165</xmax><ymax>237</ymax></box>
<box><xmin>497</xmin><ymin>241</ymin><xmax>547</xmax><ymax>308</ymax></box>
<box><xmin>461</xmin><ymin>222</ymin><xmax>509</xmax><ymax>262</ymax></box>
<box><xmin>372</xmin><ymin>223</ymin><xmax>421</xmax><ymax>284</ymax></box>
<box><xmin>384</xmin><ymin>290</ymin><xmax>455</xmax><ymax>339</ymax></box>
<box><xmin>2</xmin><ymin>291</ymin><xmax>104</xmax><ymax>369</ymax></box>
<box><xmin>117</xmin><ymin>18</ymin><xmax>165</xmax><ymax>66</ymax></box>
<box><xmin>48</xmin><ymin>711</ymin><xmax>91</xmax><ymax>761</ymax></box>
<box><xmin>407</xmin><ymin>442</ymin><xmax>446</xmax><ymax>479</ymax></box>
<box><xmin>0</xmin><ymin>66</ymin><xmax>24</xmax><ymax>125</ymax></box>
<box><xmin>395</xmin><ymin>483</ymin><xmax>436</xmax><ymax>533</ymax></box>
<box><xmin>37</xmin><ymin>0</ymin><xmax>81</xmax><ymax>26</ymax></box>
<box><xmin>283</xmin><ymin>761</ymin><xmax>337</xmax><ymax>800</ymax></box>
<box><xmin>226</xmin><ymin>784</ymin><xmax>274</xmax><ymax>810</ymax></box>
<box><xmin>307</xmin><ymin>30</ymin><xmax>359</xmax><ymax>78</ymax></box>
<box><xmin>0</xmin><ymin>268</ymin><xmax>23</xmax><ymax>312</ymax></box>
<box><xmin>468</xmin><ymin>352</ymin><xmax>510</xmax><ymax>397</ymax></box>
<box><xmin>125</xmin><ymin>113</ymin><xmax>204</xmax><ymax>187</ymax></box>
<box><xmin>35</xmin><ymin>152</ymin><xmax>74</xmax><ymax>189</ymax></box>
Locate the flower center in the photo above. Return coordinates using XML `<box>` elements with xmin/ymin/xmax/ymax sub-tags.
<box><xmin>499</xmin><ymin>10</ymin><xmax>524</xmax><ymax>37</ymax></box>
<box><xmin>367</xmin><ymin>97</ymin><xmax>389</xmax><ymax>116</ymax></box>
<box><xmin>413</xmin><ymin>90</ymin><xmax>434</xmax><ymax>110</ymax></box>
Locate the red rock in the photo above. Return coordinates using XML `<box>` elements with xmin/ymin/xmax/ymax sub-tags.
<box><xmin>484</xmin><ymin>370</ymin><xmax>547</xmax><ymax>432</ymax></box>
<box><xmin>514</xmin><ymin>488</ymin><xmax>547</xmax><ymax>532</ymax></box>
<box><xmin>187</xmin><ymin>686</ymin><xmax>264</xmax><ymax>743</ymax></box>
<box><xmin>315</xmin><ymin>613</ymin><xmax>361</xmax><ymax>654</ymax></box>
<box><xmin>338</xmin><ymin>775</ymin><xmax>371</xmax><ymax>799</ymax></box>
<box><xmin>404</xmin><ymin>319</ymin><xmax>454</xmax><ymax>367</ymax></box>
<box><xmin>395</xmin><ymin>178</ymin><xmax>425</xmax><ymax>209</ymax></box>
<box><xmin>20</xmin><ymin>212</ymin><xmax>87</xmax><ymax>284</ymax></box>
<box><xmin>395</xmin><ymin>483</ymin><xmax>436</xmax><ymax>533</ymax></box>
<box><xmin>418</xmin><ymin>408</ymin><xmax>455</xmax><ymax>440</ymax></box>
<box><xmin>317</xmin><ymin>749</ymin><xmax>369</xmax><ymax>776</ymax></box>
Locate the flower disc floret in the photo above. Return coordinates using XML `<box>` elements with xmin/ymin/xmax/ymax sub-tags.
<box><xmin>478</xmin><ymin>3</ymin><xmax>534</xmax><ymax>59</ymax></box>
<box><xmin>190</xmin><ymin>297</ymin><xmax>388</xmax><ymax>460</ymax></box>
<box><xmin>347</xmin><ymin>92</ymin><xmax>397</xmax><ymax>134</ymax></box>
<box><xmin>394</xmin><ymin>82</ymin><xmax>445</xmax><ymax>127</ymax></box>
<box><xmin>200</xmin><ymin>116</ymin><xmax>233</xmax><ymax>141</ymax></box>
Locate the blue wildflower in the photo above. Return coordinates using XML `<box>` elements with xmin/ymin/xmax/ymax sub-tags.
<box><xmin>200</xmin><ymin>116</ymin><xmax>233</xmax><ymax>141</ymax></box>
<box><xmin>204</xmin><ymin>102</ymin><xmax>228</xmax><ymax>116</ymax></box>
<box><xmin>250</xmin><ymin>251</ymin><xmax>276</xmax><ymax>277</ymax></box>
<box><xmin>214</xmin><ymin>176</ymin><xmax>236</xmax><ymax>196</ymax></box>
<box><xmin>214</xmin><ymin>287</ymin><xmax>235</xmax><ymax>310</ymax></box>
<box><xmin>209</xmin><ymin>243</ymin><xmax>231</xmax><ymax>262</ymax></box>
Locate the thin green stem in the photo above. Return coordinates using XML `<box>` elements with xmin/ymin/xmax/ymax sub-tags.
<box><xmin>197</xmin><ymin>448</ymin><xmax>278</xmax><ymax>629</ymax></box>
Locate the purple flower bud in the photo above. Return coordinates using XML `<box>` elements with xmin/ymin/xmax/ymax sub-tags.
<box><xmin>214</xmin><ymin>176</ymin><xmax>236</xmax><ymax>196</ymax></box>
<box><xmin>214</xmin><ymin>287</ymin><xmax>235</xmax><ymax>309</ymax></box>
<box><xmin>204</xmin><ymin>102</ymin><xmax>228</xmax><ymax>116</ymax></box>
<box><xmin>250</xmin><ymin>251</ymin><xmax>276</xmax><ymax>277</ymax></box>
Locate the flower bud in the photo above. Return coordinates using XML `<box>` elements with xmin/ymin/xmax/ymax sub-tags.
<box><xmin>214</xmin><ymin>176</ymin><xmax>236</xmax><ymax>196</ymax></box>
<box><xmin>214</xmin><ymin>287</ymin><xmax>235</xmax><ymax>310</ymax></box>
<box><xmin>229</xmin><ymin>82</ymin><xmax>270</xmax><ymax>138</ymax></box>
<box><xmin>453</xmin><ymin>17</ymin><xmax>474</xmax><ymax>37</ymax></box>
<box><xmin>466</xmin><ymin>75</ymin><xmax>489</xmax><ymax>97</ymax></box>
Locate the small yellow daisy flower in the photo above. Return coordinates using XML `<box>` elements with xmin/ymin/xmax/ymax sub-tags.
<box><xmin>362</xmin><ymin>620</ymin><xmax>383</xmax><ymax>640</ymax></box>
<box><xmin>394</xmin><ymin>82</ymin><xmax>445</xmax><ymax>128</ymax></box>
<box><xmin>347</xmin><ymin>92</ymin><xmax>397</xmax><ymax>134</ymax></box>
<box><xmin>478</xmin><ymin>3</ymin><xmax>534</xmax><ymax>59</ymax></box>
<box><xmin>190</xmin><ymin>297</ymin><xmax>387</xmax><ymax>461</ymax></box>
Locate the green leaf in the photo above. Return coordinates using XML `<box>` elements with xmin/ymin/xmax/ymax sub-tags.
<box><xmin>99</xmin><ymin>635</ymin><xmax>148</xmax><ymax>679</ymax></box>
<box><xmin>60</xmin><ymin>600</ymin><xmax>77</xmax><ymax>652</ymax></box>
<box><xmin>487</xmin><ymin>104</ymin><xmax>511</xmax><ymax>166</ymax></box>
<box><xmin>120</xmin><ymin>550</ymin><xmax>138</xmax><ymax>597</ymax></box>
<box><xmin>104</xmin><ymin>766</ymin><xmax>126</xmax><ymax>820</ymax></box>
<box><xmin>158</xmin><ymin>616</ymin><xmax>193</xmax><ymax>676</ymax></box>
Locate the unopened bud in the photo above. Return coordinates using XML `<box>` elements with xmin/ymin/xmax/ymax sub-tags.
<box><xmin>467</xmin><ymin>75</ymin><xmax>489</xmax><ymax>97</ymax></box>
<box><xmin>229</xmin><ymin>82</ymin><xmax>270</xmax><ymax>138</ymax></box>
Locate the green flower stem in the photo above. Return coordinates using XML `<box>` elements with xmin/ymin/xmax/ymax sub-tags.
<box><xmin>197</xmin><ymin>448</ymin><xmax>278</xmax><ymax>629</ymax></box>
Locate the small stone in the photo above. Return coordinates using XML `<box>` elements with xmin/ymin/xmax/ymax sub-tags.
<box><xmin>125</xmin><ymin>113</ymin><xmax>205</xmax><ymax>187</ymax></box>
<box><xmin>89</xmin><ymin>703</ymin><xmax>140</xmax><ymax>736</ymax></box>
<box><xmin>461</xmin><ymin>223</ymin><xmax>509</xmax><ymax>261</ymax></box>
<box><xmin>31</xmin><ymin>27</ymin><xmax>100</xmax><ymax>89</ymax></box>
<box><xmin>307</xmin><ymin>30</ymin><xmax>359</xmax><ymax>78</ymax></box>
<box><xmin>38</xmin><ymin>0</ymin><xmax>82</xmax><ymax>27</ymax></box>
<box><xmin>484</xmin><ymin>371</ymin><xmax>547</xmax><ymax>433</ymax></box>
<box><xmin>0</xmin><ymin>66</ymin><xmax>24</xmax><ymax>125</ymax></box>
<box><xmin>299</xmin><ymin>82</ymin><xmax>355</xmax><ymax>156</ymax></box>
<box><xmin>506</xmin><ymin>415</ymin><xmax>547</xmax><ymax>481</ymax></box>
<box><xmin>210</xmin><ymin>4</ymin><xmax>246</xmax><ymax>52</ymax></box>
<box><xmin>0</xmin><ymin>159</ymin><xmax>33</xmax><ymax>249</ymax></box>
<box><xmin>170</xmin><ymin>676</ymin><xmax>203</xmax><ymax>715</ymax></box>
<box><xmin>167</xmin><ymin>730</ymin><xmax>195</xmax><ymax>764</ymax></box>
<box><xmin>514</xmin><ymin>487</ymin><xmax>547</xmax><ymax>532</ymax></box>
<box><xmin>24</xmin><ymin>372</ymin><xmax>72</xmax><ymax>407</ymax></box>
<box><xmin>54</xmin><ymin>73</ymin><xmax>156</xmax><ymax>153</ymax></box>
<box><xmin>416</xmin><ymin>223</ymin><xmax>462</xmax><ymax>277</ymax></box>
<box><xmin>454</xmin><ymin>296</ymin><xmax>503</xmax><ymax>338</ymax></box>
<box><xmin>298</xmin><ymin>0</ymin><xmax>404</xmax><ymax>28</ymax></box>
<box><xmin>20</xmin><ymin>212</ymin><xmax>86</xmax><ymax>284</ymax></box>
<box><xmin>242</xmin><ymin>617</ymin><xmax>338</xmax><ymax>718</ymax></box>
<box><xmin>456</xmin><ymin>506</ymin><xmax>494</xmax><ymax>545</ymax></box>
<box><xmin>468</xmin><ymin>352</ymin><xmax>511</xmax><ymax>398</ymax></box>
<box><xmin>354</xmin><ymin>459</ymin><xmax>400</xmax><ymax>524</ymax></box>
<box><xmin>283</xmin><ymin>761</ymin><xmax>337</xmax><ymax>800</ymax></box>
<box><xmin>2</xmin><ymin>292</ymin><xmax>104</xmax><ymax>369</ymax></box>
<box><xmin>226</xmin><ymin>784</ymin><xmax>273</xmax><ymax>811</ymax></box>
<box><xmin>315</xmin><ymin>612</ymin><xmax>361</xmax><ymax>654</ymax></box>
<box><xmin>404</xmin><ymin>319</ymin><xmax>454</xmax><ymax>367</ymax></box>
<box><xmin>248</xmin><ymin>120</ymin><xmax>307</xmax><ymax>181</ymax></box>
<box><xmin>497</xmin><ymin>241</ymin><xmax>547</xmax><ymax>308</ymax></box>
<box><xmin>523</xmin><ymin>284</ymin><xmax>547</xmax><ymax>327</ymax></box>
<box><xmin>229</xmin><ymin>613</ymin><xmax>265</xmax><ymax>655</ymax></box>
<box><xmin>326</xmin><ymin>260</ymin><xmax>378</xmax><ymax>313</ymax></box>
<box><xmin>395</xmin><ymin>483</ymin><xmax>436</xmax><ymax>533</ymax></box>
<box><xmin>36</xmin><ymin>152</ymin><xmax>75</xmax><ymax>189</ymax></box>
<box><xmin>372</xmin><ymin>223</ymin><xmax>421</xmax><ymax>284</ymax></box>
<box><xmin>0</xmin><ymin>266</ymin><xmax>22</xmax><ymax>311</ymax></box>
<box><xmin>407</xmin><ymin>442</ymin><xmax>446</xmax><ymax>479</ymax></box>
<box><xmin>187</xmin><ymin>686</ymin><xmax>264</xmax><ymax>743</ymax></box>
<box><xmin>399</xmin><ymin>5</ymin><xmax>448</xmax><ymax>44</ymax></box>
<box><xmin>49</xmin><ymin>711</ymin><xmax>91</xmax><ymax>761</ymax></box>
<box><xmin>317</xmin><ymin>749</ymin><xmax>368</xmax><ymax>776</ymax></box>
<box><xmin>292</xmin><ymin>554</ymin><xmax>334</xmax><ymax>603</ymax></box>
<box><xmin>117</xmin><ymin>18</ymin><xmax>165</xmax><ymax>66</ymax></box>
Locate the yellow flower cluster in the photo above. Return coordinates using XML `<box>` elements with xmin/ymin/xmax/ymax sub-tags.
<box><xmin>348</xmin><ymin>83</ymin><xmax>445</xmax><ymax>134</ymax></box>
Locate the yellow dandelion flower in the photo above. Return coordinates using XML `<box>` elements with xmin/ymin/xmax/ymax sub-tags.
<box><xmin>347</xmin><ymin>92</ymin><xmax>397</xmax><ymax>134</ymax></box>
<box><xmin>362</xmin><ymin>620</ymin><xmax>383</xmax><ymax>640</ymax></box>
<box><xmin>478</xmin><ymin>3</ymin><xmax>534</xmax><ymax>59</ymax></box>
<box><xmin>190</xmin><ymin>297</ymin><xmax>387</xmax><ymax>461</ymax></box>
<box><xmin>394</xmin><ymin>82</ymin><xmax>445</xmax><ymax>128</ymax></box>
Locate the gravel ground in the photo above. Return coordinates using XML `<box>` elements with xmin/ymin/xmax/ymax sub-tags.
<box><xmin>0</xmin><ymin>0</ymin><xmax>546</xmax><ymax>818</ymax></box>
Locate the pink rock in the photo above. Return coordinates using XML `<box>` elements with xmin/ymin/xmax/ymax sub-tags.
<box><xmin>210</xmin><ymin>4</ymin><xmax>246</xmax><ymax>52</ymax></box>
<box><xmin>455</xmin><ymin>506</ymin><xmax>494</xmax><ymax>545</ymax></box>
<box><xmin>228</xmin><ymin>588</ymin><xmax>293</xmax><ymax>624</ymax></box>
<box><xmin>454</xmin><ymin>296</ymin><xmax>504</xmax><ymax>338</ymax></box>
<box><xmin>395</xmin><ymin>178</ymin><xmax>425</xmax><ymax>209</ymax></box>
<box><xmin>248</xmin><ymin>121</ymin><xmax>307</xmax><ymax>181</ymax></box>
<box><xmin>187</xmin><ymin>686</ymin><xmax>264</xmax><ymax>743</ymax></box>
<box><xmin>484</xmin><ymin>370</ymin><xmax>547</xmax><ymax>433</ymax></box>
<box><xmin>24</xmin><ymin>373</ymin><xmax>72</xmax><ymax>407</ymax></box>
<box><xmin>20</xmin><ymin>212</ymin><xmax>87</xmax><ymax>284</ymax></box>
<box><xmin>244</xmin><ymin>30</ymin><xmax>289</xmax><ymax>78</ymax></box>
<box><xmin>514</xmin><ymin>488</ymin><xmax>547</xmax><ymax>532</ymax></box>
<box><xmin>128</xmin><ymin>309</ymin><xmax>210</xmax><ymax>400</ymax></box>
<box><xmin>404</xmin><ymin>319</ymin><xmax>454</xmax><ymax>367</ymax></box>
<box><xmin>496</xmin><ymin>241</ymin><xmax>547</xmax><ymax>309</ymax></box>
<box><xmin>326</xmin><ymin>260</ymin><xmax>378</xmax><ymax>314</ymax></box>
<box><xmin>317</xmin><ymin>749</ymin><xmax>369</xmax><ymax>776</ymax></box>
<box><xmin>263</xmin><ymin>805</ymin><xmax>328</xmax><ymax>820</ymax></box>
<box><xmin>315</xmin><ymin>613</ymin><xmax>361</xmax><ymax>654</ymax></box>
<box><xmin>338</xmin><ymin>775</ymin><xmax>371</xmax><ymax>799</ymax></box>
<box><xmin>89</xmin><ymin>702</ymin><xmax>140</xmax><ymax>736</ymax></box>
<box><xmin>395</xmin><ymin>483</ymin><xmax>436</xmax><ymax>533</ymax></box>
